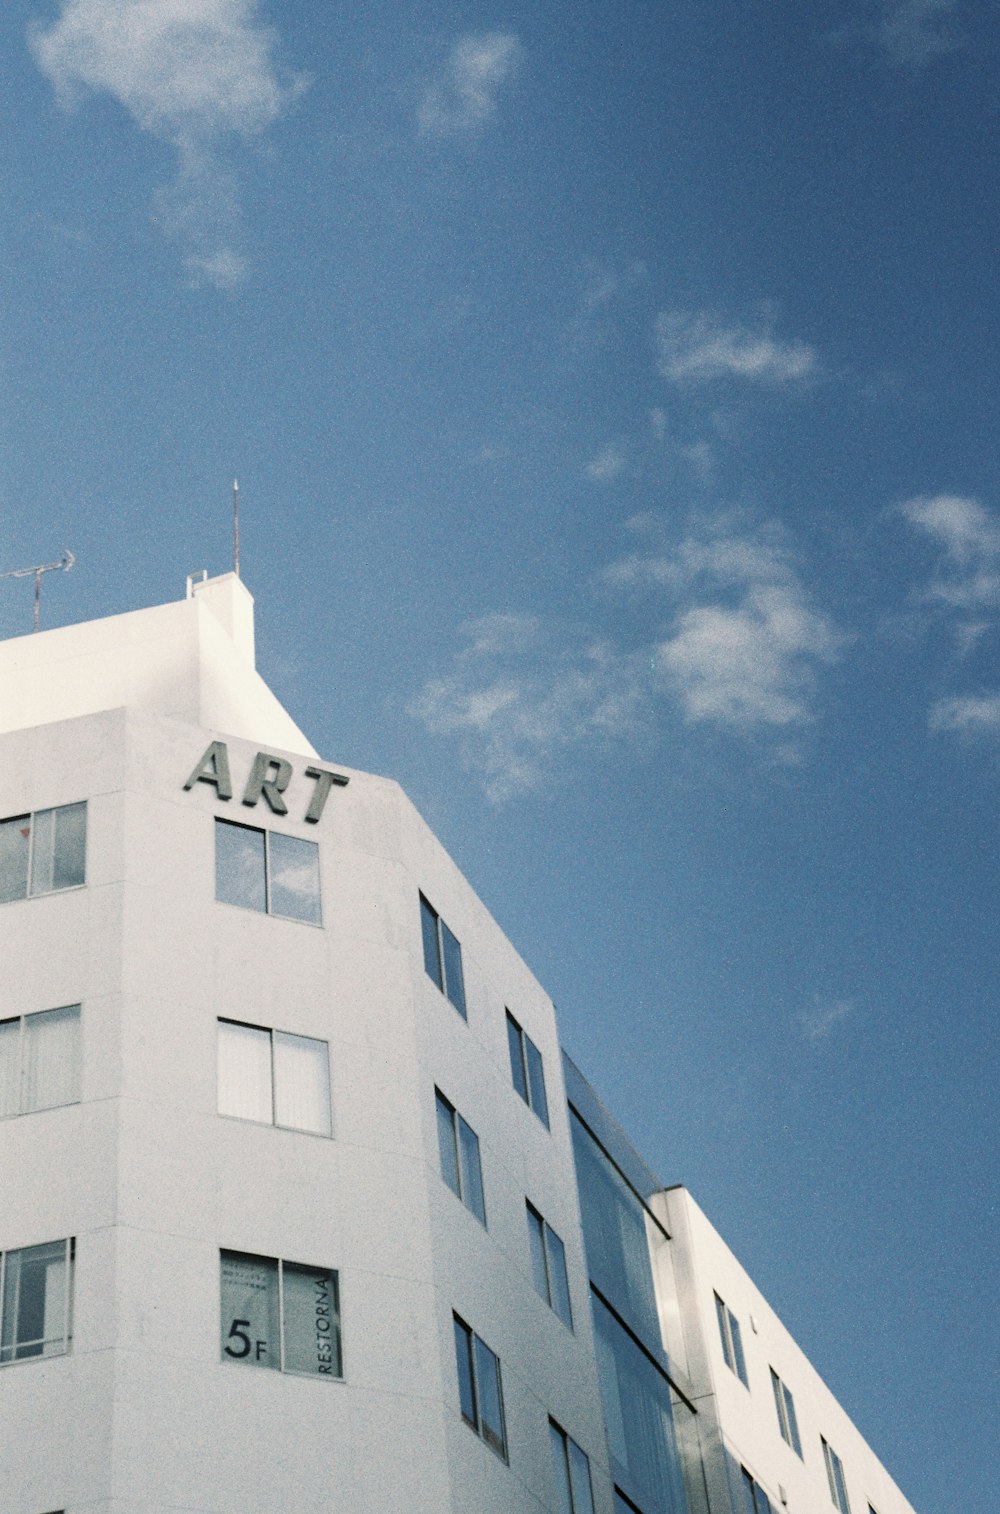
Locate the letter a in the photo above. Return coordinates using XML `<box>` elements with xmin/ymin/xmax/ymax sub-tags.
<box><xmin>183</xmin><ymin>741</ymin><xmax>233</xmax><ymax>800</ymax></box>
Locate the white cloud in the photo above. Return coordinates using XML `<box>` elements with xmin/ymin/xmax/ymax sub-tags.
<box><xmin>29</xmin><ymin>0</ymin><xmax>303</xmax><ymax>283</ymax></box>
<box><xmin>656</xmin><ymin>309</ymin><xmax>818</xmax><ymax>386</ymax></box>
<box><xmin>929</xmin><ymin>694</ymin><xmax>1000</xmax><ymax>733</ymax></box>
<box><xmin>875</xmin><ymin>0</ymin><xmax>962</xmax><ymax>68</ymax></box>
<box><xmin>408</xmin><ymin>517</ymin><xmax>841</xmax><ymax>799</ymax></box>
<box><xmin>586</xmin><ymin>443</ymin><xmax>628</xmax><ymax>483</ymax></box>
<box><xmin>418</xmin><ymin>32</ymin><xmax>522</xmax><ymax>136</ymax></box>
<box><xmin>900</xmin><ymin>494</ymin><xmax>1000</xmax><ymax>611</ymax></box>
<box><xmin>799</xmin><ymin>999</ymin><xmax>852</xmax><ymax>1042</ymax></box>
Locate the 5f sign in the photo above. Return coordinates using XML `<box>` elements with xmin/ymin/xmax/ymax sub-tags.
<box><xmin>184</xmin><ymin>740</ymin><xmax>349</xmax><ymax>825</ymax></box>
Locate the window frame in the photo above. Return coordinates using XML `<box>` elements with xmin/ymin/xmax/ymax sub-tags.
<box><xmin>216</xmin><ymin>1018</ymin><xmax>332</xmax><ymax>1137</ymax></box>
<box><xmin>0</xmin><ymin>1004</ymin><xmax>82</xmax><ymax>1119</ymax></box>
<box><xmin>219</xmin><ymin>1249</ymin><xmax>342</xmax><ymax>1380</ymax></box>
<box><xmin>215</xmin><ymin>817</ymin><xmax>322</xmax><ymax>926</ymax></box>
<box><xmin>821</xmin><ymin>1436</ymin><xmax>852</xmax><ymax>1514</ymax></box>
<box><xmin>770</xmin><ymin>1366</ymin><xmax>803</xmax><ymax>1456</ymax></box>
<box><xmin>505</xmin><ymin>1010</ymin><xmax>549</xmax><ymax>1127</ymax></box>
<box><xmin>0</xmin><ymin>802</ymin><xmax>87</xmax><ymax>904</ymax></box>
<box><xmin>435</xmin><ymin>1088</ymin><xmax>486</xmax><ymax>1224</ymax></box>
<box><xmin>713</xmin><ymin>1291</ymin><xmax>748</xmax><ymax>1387</ymax></box>
<box><xmin>452</xmin><ymin>1313</ymin><xmax>507</xmax><ymax>1460</ymax></box>
<box><xmin>549</xmin><ymin>1418</ymin><xmax>596</xmax><ymax>1514</ymax></box>
<box><xmin>419</xmin><ymin>893</ymin><xmax>467</xmax><ymax>1018</ymax></box>
<box><xmin>0</xmin><ymin>1238</ymin><xmax>74</xmax><ymax>1366</ymax></box>
<box><xmin>526</xmin><ymin>1201</ymin><xmax>573</xmax><ymax>1329</ymax></box>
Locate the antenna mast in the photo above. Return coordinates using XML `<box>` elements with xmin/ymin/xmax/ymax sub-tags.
<box><xmin>0</xmin><ymin>550</ymin><xmax>75</xmax><ymax>633</ymax></box>
<box><xmin>233</xmin><ymin>479</ymin><xmax>240</xmax><ymax>578</ymax></box>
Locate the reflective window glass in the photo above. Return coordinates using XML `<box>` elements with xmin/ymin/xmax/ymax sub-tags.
<box><xmin>435</xmin><ymin>1090</ymin><xmax>485</xmax><ymax>1225</ymax></box>
<box><xmin>0</xmin><ymin>804</ymin><xmax>86</xmax><ymax>904</ymax></box>
<box><xmin>216</xmin><ymin>820</ymin><xmax>267</xmax><ymax>911</ymax></box>
<box><xmin>506</xmin><ymin>1011</ymin><xmax>548</xmax><ymax>1125</ymax></box>
<box><xmin>453</xmin><ymin>1313</ymin><xmax>506</xmax><ymax>1458</ymax></box>
<box><xmin>268</xmin><ymin>831</ymin><xmax>321</xmax><ymax>924</ymax></box>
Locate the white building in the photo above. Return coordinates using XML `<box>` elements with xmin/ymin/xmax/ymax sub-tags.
<box><xmin>0</xmin><ymin>574</ymin><xmax>918</xmax><ymax>1514</ymax></box>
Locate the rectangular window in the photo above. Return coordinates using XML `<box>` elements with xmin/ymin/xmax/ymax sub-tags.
<box><xmin>821</xmin><ymin>1437</ymin><xmax>852</xmax><ymax>1514</ymax></box>
<box><xmin>435</xmin><ymin>1089</ymin><xmax>486</xmax><ymax>1224</ymax></box>
<box><xmin>714</xmin><ymin>1292</ymin><xmax>748</xmax><ymax>1387</ymax></box>
<box><xmin>217</xmin><ymin>1020</ymin><xmax>331</xmax><ymax>1136</ymax></box>
<box><xmin>550</xmin><ymin>1420</ymin><xmax>596</xmax><ymax>1514</ymax></box>
<box><xmin>215</xmin><ymin>819</ymin><xmax>321</xmax><ymax>925</ymax></box>
<box><xmin>0</xmin><ymin>1239</ymin><xmax>74</xmax><ymax>1364</ymax></box>
<box><xmin>0</xmin><ymin>1006</ymin><xmax>81</xmax><ymax>1118</ymax></box>
<box><xmin>452</xmin><ymin>1313</ymin><xmax>507</xmax><ymax>1459</ymax></box>
<box><xmin>527</xmin><ymin>1202</ymin><xmax>572</xmax><ymax>1328</ymax></box>
<box><xmin>419</xmin><ymin>894</ymin><xmax>467</xmax><ymax>1017</ymax></box>
<box><xmin>505</xmin><ymin>1010</ymin><xmax>549</xmax><ymax>1126</ymax></box>
<box><xmin>0</xmin><ymin>803</ymin><xmax>86</xmax><ymax>904</ymax></box>
<box><xmin>220</xmin><ymin>1251</ymin><xmax>341</xmax><ymax>1378</ymax></box>
<box><xmin>770</xmin><ymin>1367</ymin><xmax>803</xmax><ymax>1457</ymax></box>
<box><xmin>740</xmin><ymin>1466</ymin><xmax>774</xmax><ymax>1514</ymax></box>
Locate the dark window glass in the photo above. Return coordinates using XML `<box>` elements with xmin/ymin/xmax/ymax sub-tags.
<box><xmin>715</xmin><ymin>1292</ymin><xmax>748</xmax><ymax>1387</ymax></box>
<box><xmin>507</xmin><ymin>1011</ymin><xmax>528</xmax><ymax>1101</ymax></box>
<box><xmin>453</xmin><ymin>1313</ymin><xmax>506</xmax><ymax>1459</ymax></box>
<box><xmin>454</xmin><ymin>1316</ymin><xmax>477</xmax><ymax>1423</ymax></box>
<box><xmin>421</xmin><ymin>894</ymin><xmax>443</xmax><ymax>989</ymax></box>
<box><xmin>527</xmin><ymin>1202</ymin><xmax>572</xmax><ymax>1328</ymax></box>
<box><xmin>506</xmin><ymin>1011</ymin><xmax>548</xmax><ymax>1125</ymax></box>
<box><xmin>46</xmin><ymin>803</ymin><xmax>87</xmax><ymax>892</ymax></box>
<box><xmin>550</xmin><ymin>1420</ymin><xmax>596</xmax><ymax>1514</ymax></box>
<box><xmin>525</xmin><ymin>1036</ymin><xmax>549</xmax><ymax>1126</ymax></box>
<box><xmin>419</xmin><ymin>895</ymin><xmax>466</xmax><ymax>1017</ymax></box>
<box><xmin>441</xmin><ymin>921</ymin><xmax>466</xmax><ymax>1017</ymax></box>
<box><xmin>771</xmin><ymin>1368</ymin><xmax>802</xmax><ymax>1456</ymax></box>
<box><xmin>435</xmin><ymin>1090</ymin><xmax>485</xmax><ymax>1224</ymax></box>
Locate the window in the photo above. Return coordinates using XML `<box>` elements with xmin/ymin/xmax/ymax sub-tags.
<box><xmin>420</xmin><ymin>894</ymin><xmax>467</xmax><ymax>1017</ymax></box>
<box><xmin>821</xmin><ymin>1437</ymin><xmax>852</xmax><ymax>1514</ymax></box>
<box><xmin>0</xmin><ymin>1006</ymin><xmax>81</xmax><ymax>1117</ymax></box>
<box><xmin>0</xmin><ymin>1239</ymin><xmax>74</xmax><ymax>1364</ymax></box>
<box><xmin>591</xmin><ymin>1290</ymin><xmax>690</xmax><ymax>1514</ymax></box>
<box><xmin>0</xmin><ymin>803</ymin><xmax>86</xmax><ymax>903</ymax></box>
<box><xmin>740</xmin><ymin>1467</ymin><xmax>774</xmax><ymax>1514</ymax></box>
<box><xmin>506</xmin><ymin>1010</ymin><xmax>549</xmax><ymax>1127</ymax></box>
<box><xmin>550</xmin><ymin>1420</ymin><xmax>596</xmax><ymax>1514</ymax></box>
<box><xmin>770</xmin><ymin>1367</ymin><xmax>803</xmax><ymax>1456</ymax></box>
<box><xmin>217</xmin><ymin>1020</ymin><xmax>331</xmax><ymax>1136</ymax></box>
<box><xmin>453</xmin><ymin>1314</ymin><xmax>506</xmax><ymax>1459</ymax></box>
<box><xmin>435</xmin><ymin>1089</ymin><xmax>486</xmax><ymax>1224</ymax></box>
<box><xmin>215</xmin><ymin>819</ymin><xmax>321</xmax><ymax>925</ymax></box>
<box><xmin>220</xmin><ymin>1251</ymin><xmax>341</xmax><ymax>1378</ymax></box>
<box><xmin>714</xmin><ymin>1292</ymin><xmax>748</xmax><ymax>1387</ymax></box>
<box><xmin>527</xmin><ymin>1202</ymin><xmax>572</xmax><ymax>1328</ymax></box>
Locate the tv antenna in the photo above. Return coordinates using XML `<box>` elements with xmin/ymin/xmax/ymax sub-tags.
<box><xmin>233</xmin><ymin>479</ymin><xmax>240</xmax><ymax>578</ymax></box>
<box><xmin>0</xmin><ymin>550</ymin><xmax>75</xmax><ymax>632</ymax></box>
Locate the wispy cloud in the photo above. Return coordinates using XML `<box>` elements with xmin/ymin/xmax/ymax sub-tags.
<box><xmin>407</xmin><ymin>614</ymin><xmax>651</xmax><ymax>802</ymax></box>
<box><xmin>900</xmin><ymin>494</ymin><xmax>1000</xmax><ymax>613</ymax></box>
<box><xmin>418</xmin><ymin>32</ymin><xmax>522</xmax><ymax>136</ymax></box>
<box><xmin>586</xmin><ymin>442</ymin><xmax>628</xmax><ymax>483</ymax></box>
<box><xmin>612</xmin><ymin>518</ymin><xmax>842</xmax><ymax>729</ymax></box>
<box><xmin>29</xmin><ymin>0</ymin><xmax>303</xmax><ymax>285</ymax></box>
<box><xmin>874</xmin><ymin>0</ymin><xmax>962</xmax><ymax>68</ymax></box>
<box><xmin>930</xmin><ymin>693</ymin><xmax>1000</xmax><ymax>734</ymax></box>
<box><xmin>656</xmin><ymin>308</ymin><xmax>818</xmax><ymax>387</ymax></box>
<box><xmin>799</xmin><ymin>999</ymin><xmax>852</xmax><ymax>1042</ymax></box>
<box><xmin>408</xmin><ymin>517</ymin><xmax>841</xmax><ymax>799</ymax></box>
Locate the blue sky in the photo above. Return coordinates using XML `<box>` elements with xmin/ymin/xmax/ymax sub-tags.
<box><xmin>2</xmin><ymin>2</ymin><xmax>998</xmax><ymax>1509</ymax></box>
